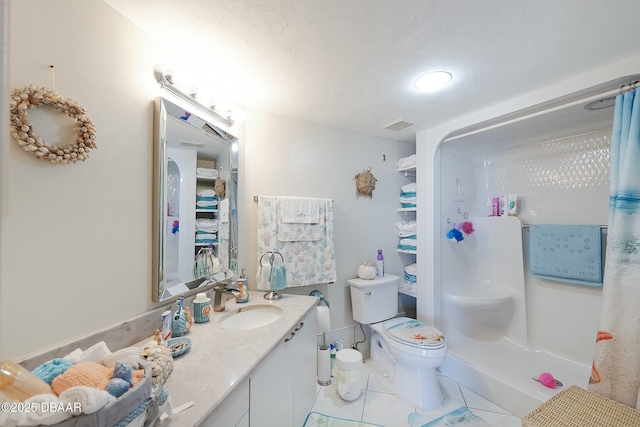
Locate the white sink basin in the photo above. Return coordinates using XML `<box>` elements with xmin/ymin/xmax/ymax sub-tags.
<box><xmin>218</xmin><ymin>304</ymin><xmax>284</xmax><ymax>330</ymax></box>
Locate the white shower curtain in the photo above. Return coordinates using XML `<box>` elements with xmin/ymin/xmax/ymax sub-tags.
<box><xmin>589</xmin><ymin>89</ymin><xmax>640</xmax><ymax>408</ymax></box>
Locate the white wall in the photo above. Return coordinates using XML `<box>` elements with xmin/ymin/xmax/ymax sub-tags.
<box><xmin>0</xmin><ymin>0</ymin><xmax>413</xmax><ymax>360</ymax></box>
<box><xmin>242</xmin><ymin>110</ymin><xmax>415</xmax><ymax>330</ymax></box>
<box><xmin>0</xmin><ymin>0</ymin><xmax>170</xmax><ymax>360</ymax></box>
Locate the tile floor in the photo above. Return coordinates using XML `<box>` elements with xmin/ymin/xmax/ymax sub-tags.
<box><xmin>310</xmin><ymin>371</ymin><xmax>522</xmax><ymax>427</ymax></box>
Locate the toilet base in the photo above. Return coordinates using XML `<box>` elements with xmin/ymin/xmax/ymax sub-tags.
<box><xmin>366</xmin><ymin>333</ymin><xmax>445</xmax><ymax>410</ymax></box>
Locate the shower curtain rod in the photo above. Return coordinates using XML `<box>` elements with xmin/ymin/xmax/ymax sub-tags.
<box><xmin>522</xmin><ymin>224</ymin><xmax>608</xmax><ymax>230</ymax></box>
<box><xmin>444</xmin><ymin>81</ymin><xmax>639</xmax><ymax>144</ymax></box>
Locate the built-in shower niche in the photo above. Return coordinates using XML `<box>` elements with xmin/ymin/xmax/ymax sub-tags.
<box><xmin>445</xmin><ymin>216</ymin><xmax>527</xmax><ymax>343</ymax></box>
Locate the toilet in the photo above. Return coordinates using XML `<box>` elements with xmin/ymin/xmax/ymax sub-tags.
<box><xmin>348</xmin><ymin>274</ymin><xmax>447</xmax><ymax>410</ymax></box>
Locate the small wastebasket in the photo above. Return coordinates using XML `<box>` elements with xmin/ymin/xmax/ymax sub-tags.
<box><xmin>333</xmin><ymin>349</ymin><xmax>365</xmax><ymax>401</ymax></box>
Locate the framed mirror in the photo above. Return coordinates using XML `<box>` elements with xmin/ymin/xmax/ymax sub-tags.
<box><xmin>153</xmin><ymin>96</ymin><xmax>238</xmax><ymax>302</ymax></box>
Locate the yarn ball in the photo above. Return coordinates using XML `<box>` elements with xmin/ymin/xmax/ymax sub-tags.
<box><xmin>538</xmin><ymin>372</ymin><xmax>557</xmax><ymax>388</ymax></box>
<box><xmin>111</xmin><ymin>361</ymin><xmax>133</xmax><ymax>386</ymax></box>
<box><xmin>459</xmin><ymin>221</ymin><xmax>475</xmax><ymax>235</ymax></box>
<box><xmin>51</xmin><ymin>362</ymin><xmax>113</xmax><ymax>395</ymax></box>
<box><xmin>447</xmin><ymin>228</ymin><xmax>464</xmax><ymax>242</ymax></box>
<box><xmin>106</xmin><ymin>378</ymin><xmax>130</xmax><ymax>398</ymax></box>
<box><xmin>32</xmin><ymin>358</ymin><xmax>72</xmax><ymax>385</ymax></box>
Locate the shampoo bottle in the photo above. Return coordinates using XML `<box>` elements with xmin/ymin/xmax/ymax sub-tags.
<box><xmin>376</xmin><ymin>250</ymin><xmax>384</xmax><ymax>278</ymax></box>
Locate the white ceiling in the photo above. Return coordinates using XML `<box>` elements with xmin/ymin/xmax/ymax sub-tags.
<box><xmin>105</xmin><ymin>0</ymin><xmax>640</xmax><ymax>143</ymax></box>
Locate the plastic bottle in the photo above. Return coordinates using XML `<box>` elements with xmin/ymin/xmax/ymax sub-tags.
<box><xmin>330</xmin><ymin>344</ymin><xmax>337</xmax><ymax>376</ymax></box>
<box><xmin>0</xmin><ymin>360</ymin><xmax>55</xmax><ymax>402</ymax></box>
<box><xmin>376</xmin><ymin>250</ymin><xmax>384</xmax><ymax>278</ymax></box>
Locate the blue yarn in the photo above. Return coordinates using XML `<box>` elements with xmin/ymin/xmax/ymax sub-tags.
<box><xmin>106</xmin><ymin>378</ymin><xmax>130</xmax><ymax>398</ymax></box>
<box><xmin>32</xmin><ymin>358</ymin><xmax>72</xmax><ymax>385</ymax></box>
<box><xmin>269</xmin><ymin>264</ymin><xmax>287</xmax><ymax>290</ymax></box>
<box><xmin>112</xmin><ymin>361</ymin><xmax>133</xmax><ymax>386</ymax></box>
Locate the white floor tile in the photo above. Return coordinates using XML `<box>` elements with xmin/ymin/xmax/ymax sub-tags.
<box><xmin>460</xmin><ymin>384</ymin><xmax>511</xmax><ymax>415</ymax></box>
<box><xmin>308</xmin><ymin>373</ymin><xmax>522</xmax><ymax>427</ymax></box>
<box><xmin>311</xmin><ymin>383</ymin><xmax>366</xmax><ymax>421</ymax></box>
<box><xmin>472</xmin><ymin>409</ymin><xmax>523</xmax><ymax>427</ymax></box>
<box><xmin>362</xmin><ymin>390</ymin><xmax>415</xmax><ymax>427</ymax></box>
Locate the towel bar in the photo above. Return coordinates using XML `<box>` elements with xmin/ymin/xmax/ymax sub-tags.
<box><xmin>522</xmin><ymin>224</ymin><xmax>607</xmax><ymax>230</ymax></box>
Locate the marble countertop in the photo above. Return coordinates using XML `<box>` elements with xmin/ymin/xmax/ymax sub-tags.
<box><xmin>154</xmin><ymin>292</ymin><xmax>318</xmax><ymax>426</ymax></box>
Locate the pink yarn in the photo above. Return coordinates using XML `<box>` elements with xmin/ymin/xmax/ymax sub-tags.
<box><xmin>538</xmin><ymin>372</ymin><xmax>556</xmax><ymax>388</ymax></box>
<box><xmin>459</xmin><ymin>221</ymin><xmax>475</xmax><ymax>235</ymax></box>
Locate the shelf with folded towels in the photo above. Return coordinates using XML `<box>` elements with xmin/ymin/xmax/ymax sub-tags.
<box><xmin>397</xmin><ymin>207</ymin><xmax>416</xmax><ymax>212</ymax></box>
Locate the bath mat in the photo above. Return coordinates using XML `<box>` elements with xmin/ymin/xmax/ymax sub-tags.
<box><xmin>408</xmin><ymin>406</ymin><xmax>490</xmax><ymax>427</ymax></box>
<box><xmin>303</xmin><ymin>411</ymin><xmax>384</xmax><ymax>427</ymax></box>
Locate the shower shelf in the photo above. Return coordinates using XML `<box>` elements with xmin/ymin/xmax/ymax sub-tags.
<box><xmin>448</xmin><ymin>288</ymin><xmax>512</xmax><ymax>308</ymax></box>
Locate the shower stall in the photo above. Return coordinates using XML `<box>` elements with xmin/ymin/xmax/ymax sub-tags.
<box><xmin>434</xmin><ymin>85</ymin><xmax>625</xmax><ymax>417</ymax></box>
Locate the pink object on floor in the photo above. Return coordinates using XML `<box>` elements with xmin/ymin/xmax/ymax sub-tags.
<box><xmin>538</xmin><ymin>372</ymin><xmax>557</xmax><ymax>388</ymax></box>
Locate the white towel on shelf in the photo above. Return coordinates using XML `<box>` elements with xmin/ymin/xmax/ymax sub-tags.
<box><xmin>196</xmin><ymin>218</ymin><xmax>218</xmax><ymax>232</ymax></box>
<box><xmin>196</xmin><ymin>200</ymin><xmax>218</xmax><ymax>208</ymax></box>
<box><xmin>278</xmin><ymin>197</ymin><xmax>320</xmax><ymax>223</ymax></box>
<box><xmin>405</xmin><ymin>263</ymin><xmax>417</xmax><ymax>276</ymax></box>
<box><xmin>401</xmin><ymin>182</ymin><xmax>417</xmax><ymax>193</ymax></box>
<box><xmin>197</xmin><ymin>189</ymin><xmax>216</xmax><ymax>197</ymax></box>
<box><xmin>399</xmin><ymin>196</ymin><xmax>416</xmax><ymax>204</ymax></box>
<box><xmin>397</xmin><ymin>220</ymin><xmax>417</xmax><ymax>233</ymax></box>
<box><xmin>397</xmin><ymin>154</ymin><xmax>416</xmax><ymax>170</ymax></box>
<box><xmin>398</xmin><ymin>231</ymin><xmax>416</xmax><ymax>238</ymax></box>
<box><xmin>219</xmin><ymin>198</ymin><xmax>230</xmax><ymax>223</ymax></box>
<box><xmin>196</xmin><ymin>167</ymin><xmax>218</xmax><ymax>178</ymax></box>
<box><xmin>400</xmin><ymin>238</ymin><xmax>417</xmax><ymax>246</ymax></box>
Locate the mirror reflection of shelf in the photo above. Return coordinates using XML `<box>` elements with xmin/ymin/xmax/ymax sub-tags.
<box><xmin>196</xmin><ymin>209</ymin><xmax>218</xmax><ymax>213</ymax></box>
<box><xmin>196</xmin><ymin>175</ymin><xmax>217</xmax><ymax>181</ymax></box>
<box><xmin>195</xmin><ymin>242</ymin><xmax>218</xmax><ymax>247</ymax></box>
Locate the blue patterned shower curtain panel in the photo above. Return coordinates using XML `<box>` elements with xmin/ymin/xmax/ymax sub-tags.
<box><xmin>589</xmin><ymin>90</ymin><xmax>640</xmax><ymax>408</ymax></box>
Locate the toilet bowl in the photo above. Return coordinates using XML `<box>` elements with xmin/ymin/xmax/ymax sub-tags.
<box><xmin>347</xmin><ymin>275</ymin><xmax>448</xmax><ymax>410</ymax></box>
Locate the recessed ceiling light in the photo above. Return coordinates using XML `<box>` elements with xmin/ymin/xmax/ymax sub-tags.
<box><xmin>414</xmin><ymin>71</ymin><xmax>452</xmax><ymax>92</ymax></box>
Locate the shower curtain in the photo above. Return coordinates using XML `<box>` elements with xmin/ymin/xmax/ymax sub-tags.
<box><xmin>589</xmin><ymin>89</ymin><xmax>640</xmax><ymax>408</ymax></box>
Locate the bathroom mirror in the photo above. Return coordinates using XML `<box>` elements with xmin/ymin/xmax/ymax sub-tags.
<box><xmin>153</xmin><ymin>96</ymin><xmax>239</xmax><ymax>302</ymax></box>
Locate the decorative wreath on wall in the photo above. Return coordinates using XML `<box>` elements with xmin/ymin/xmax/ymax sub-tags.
<box><xmin>9</xmin><ymin>85</ymin><xmax>97</xmax><ymax>164</ymax></box>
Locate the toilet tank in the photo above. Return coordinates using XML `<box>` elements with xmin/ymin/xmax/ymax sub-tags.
<box><xmin>347</xmin><ymin>275</ymin><xmax>399</xmax><ymax>324</ymax></box>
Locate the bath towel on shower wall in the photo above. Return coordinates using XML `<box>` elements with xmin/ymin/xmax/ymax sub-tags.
<box><xmin>529</xmin><ymin>224</ymin><xmax>602</xmax><ymax>286</ymax></box>
<box><xmin>256</xmin><ymin>196</ymin><xmax>336</xmax><ymax>289</ymax></box>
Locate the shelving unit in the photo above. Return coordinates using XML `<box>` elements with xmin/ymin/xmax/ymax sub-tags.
<box><xmin>397</xmin><ymin>164</ymin><xmax>417</xmax><ymax>298</ymax></box>
<box><xmin>195</xmin><ymin>173</ymin><xmax>219</xmax><ymax>253</ymax></box>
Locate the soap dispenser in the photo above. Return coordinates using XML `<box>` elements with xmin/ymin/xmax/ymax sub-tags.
<box><xmin>235</xmin><ymin>268</ymin><xmax>249</xmax><ymax>303</ymax></box>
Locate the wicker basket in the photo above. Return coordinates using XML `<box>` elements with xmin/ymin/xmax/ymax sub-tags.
<box><xmin>522</xmin><ymin>385</ymin><xmax>640</xmax><ymax>427</ymax></box>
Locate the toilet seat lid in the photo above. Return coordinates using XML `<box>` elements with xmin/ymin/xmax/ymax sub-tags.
<box><xmin>382</xmin><ymin>317</ymin><xmax>445</xmax><ymax>349</ymax></box>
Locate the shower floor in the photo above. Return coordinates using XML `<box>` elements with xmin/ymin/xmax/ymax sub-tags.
<box><xmin>439</xmin><ymin>336</ymin><xmax>591</xmax><ymax>418</ymax></box>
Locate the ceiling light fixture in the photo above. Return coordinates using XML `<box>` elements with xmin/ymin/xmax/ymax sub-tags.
<box><xmin>154</xmin><ymin>64</ymin><xmax>235</xmax><ymax>127</ymax></box>
<box><xmin>414</xmin><ymin>71</ymin><xmax>452</xmax><ymax>92</ymax></box>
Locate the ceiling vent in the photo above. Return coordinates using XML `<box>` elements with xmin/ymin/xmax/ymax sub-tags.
<box><xmin>383</xmin><ymin>119</ymin><xmax>414</xmax><ymax>131</ymax></box>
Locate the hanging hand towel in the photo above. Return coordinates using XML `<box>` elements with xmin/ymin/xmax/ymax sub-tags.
<box><xmin>278</xmin><ymin>196</ymin><xmax>320</xmax><ymax>223</ymax></box>
<box><xmin>269</xmin><ymin>264</ymin><xmax>287</xmax><ymax>291</ymax></box>
<box><xmin>529</xmin><ymin>224</ymin><xmax>603</xmax><ymax>286</ymax></box>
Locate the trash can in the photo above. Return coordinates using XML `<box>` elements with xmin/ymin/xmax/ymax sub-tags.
<box><xmin>333</xmin><ymin>349</ymin><xmax>365</xmax><ymax>401</ymax></box>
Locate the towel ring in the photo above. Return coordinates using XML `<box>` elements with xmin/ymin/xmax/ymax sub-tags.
<box><xmin>259</xmin><ymin>250</ymin><xmax>285</xmax><ymax>300</ymax></box>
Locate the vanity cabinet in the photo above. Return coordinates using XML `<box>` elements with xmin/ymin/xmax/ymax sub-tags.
<box><xmin>201</xmin><ymin>378</ymin><xmax>249</xmax><ymax>427</ymax></box>
<box><xmin>249</xmin><ymin>307</ymin><xmax>318</xmax><ymax>427</ymax></box>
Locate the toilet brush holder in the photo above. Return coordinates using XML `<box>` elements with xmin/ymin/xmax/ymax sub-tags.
<box><xmin>317</xmin><ymin>344</ymin><xmax>331</xmax><ymax>386</ymax></box>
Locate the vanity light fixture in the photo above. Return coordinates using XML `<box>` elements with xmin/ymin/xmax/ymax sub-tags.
<box><xmin>154</xmin><ymin>64</ymin><xmax>235</xmax><ymax>127</ymax></box>
<box><xmin>414</xmin><ymin>71</ymin><xmax>452</xmax><ymax>92</ymax></box>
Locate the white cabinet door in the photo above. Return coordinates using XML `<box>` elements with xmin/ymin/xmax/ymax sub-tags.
<box><xmin>250</xmin><ymin>336</ymin><xmax>293</xmax><ymax>427</ymax></box>
<box><xmin>293</xmin><ymin>308</ymin><xmax>317</xmax><ymax>427</ymax></box>
<box><xmin>201</xmin><ymin>378</ymin><xmax>249</xmax><ymax>427</ymax></box>
<box><xmin>250</xmin><ymin>308</ymin><xmax>317</xmax><ymax>427</ymax></box>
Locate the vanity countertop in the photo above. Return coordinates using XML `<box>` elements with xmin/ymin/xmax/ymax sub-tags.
<box><xmin>155</xmin><ymin>293</ymin><xmax>318</xmax><ymax>426</ymax></box>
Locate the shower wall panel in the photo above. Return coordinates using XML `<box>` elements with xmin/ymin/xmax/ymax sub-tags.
<box><xmin>440</xmin><ymin>128</ymin><xmax>611</xmax><ymax>365</ymax></box>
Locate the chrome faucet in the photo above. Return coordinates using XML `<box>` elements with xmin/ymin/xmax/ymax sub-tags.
<box><xmin>212</xmin><ymin>284</ymin><xmax>236</xmax><ymax>312</ymax></box>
